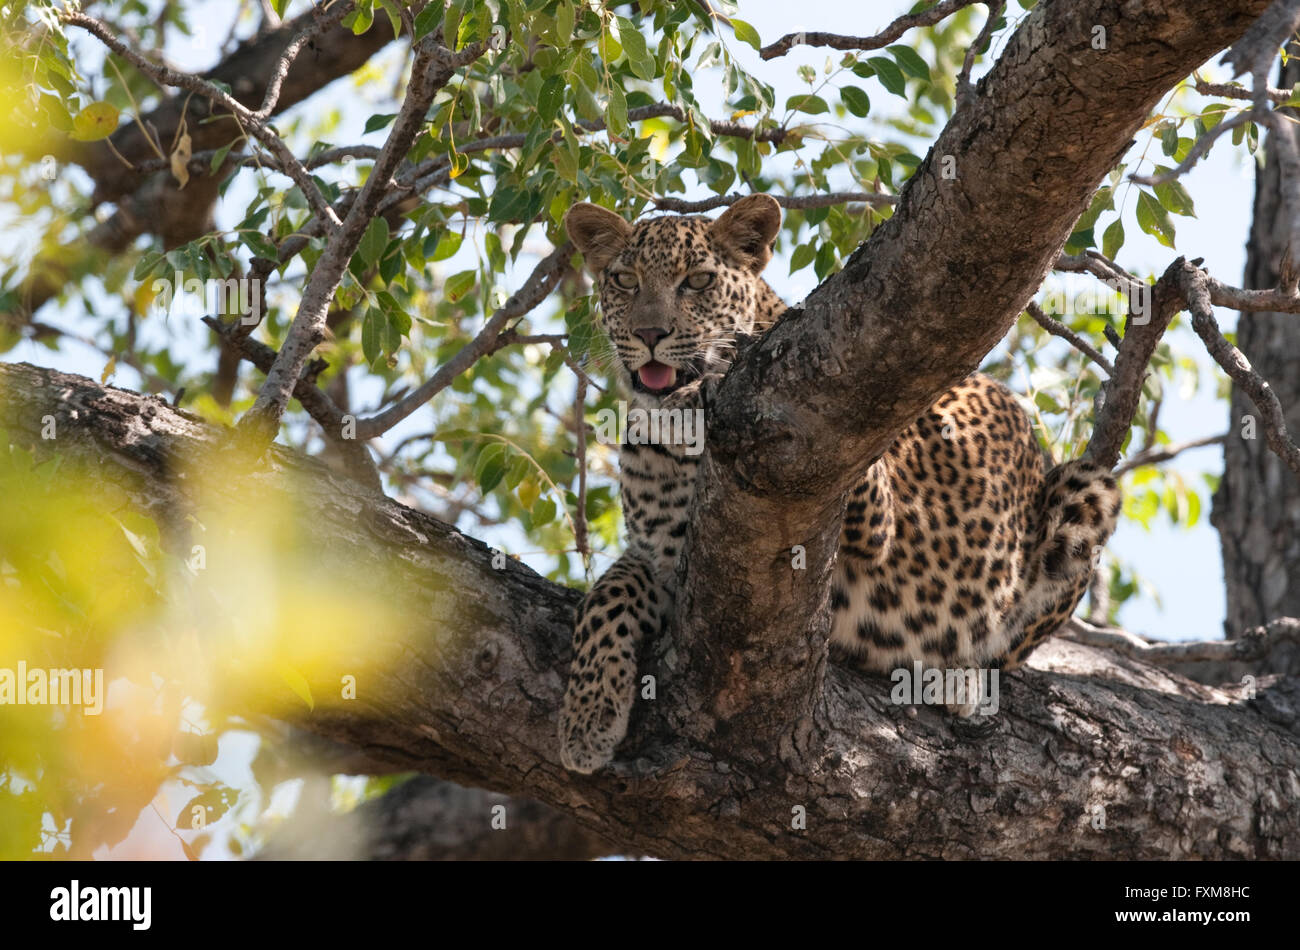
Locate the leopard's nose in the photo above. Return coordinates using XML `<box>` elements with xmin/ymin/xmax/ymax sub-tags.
<box><xmin>633</xmin><ymin>327</ymin><xmax>670</xmax><ymax>349</ymax></box>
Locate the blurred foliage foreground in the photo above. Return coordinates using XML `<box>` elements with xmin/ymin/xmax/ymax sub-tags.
<box><xmin>0</xmin><ymin>434</ymin><xmax>424</xmax><ymax>858</ymax></box>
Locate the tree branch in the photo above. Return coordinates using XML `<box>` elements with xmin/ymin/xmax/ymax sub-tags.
<box><xmin>1025</xmin><ymin>301</ymin><xmax>1115</xmax><ymax>376</ymax></box>
<box><xmin>759</xmin><ymin>0</ymin><xmax>983</xmax><ymax>60</ymax></box>
<box><xmin>1112</xmin><ymin>432</ymin><xmax>1228</xmax><ymax>476</ymax></box>
<box><xmin>354</xmin><ymin>242</ymin><xmax>573</xmax><ymax>440</ymax></box>
<box><xmin>1065</xmin><ymin>616</ymin><xmax>1300</xmax><ymax>666</ymax></box>
<box><xmin>652</xmin><ymin>191</ymin><xmax>895</xmax><ymax>213</ymax></box>
<box><xmin>1180</xmin><ymin>261</ymin><xmax>1300</xmax><ymax>478</ymax></box>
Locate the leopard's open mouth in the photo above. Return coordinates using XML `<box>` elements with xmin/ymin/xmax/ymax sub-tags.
<box><xmin>630</xmin><ymin>360</ymin><xmax>696</xmax><ymax>396</ymax></box>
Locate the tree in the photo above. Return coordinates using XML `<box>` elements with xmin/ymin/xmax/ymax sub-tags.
<box><xmin>1213</xmin><ymin>46</ymin><xmax>1300</xmax><ymax>676</ymax></box>
<box><xmin>1</xmin><ymin>0</ymin><xmax>1299</xmax><ymax>860</ymax></box>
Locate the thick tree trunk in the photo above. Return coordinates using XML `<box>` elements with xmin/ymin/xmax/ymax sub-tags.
<box><xmin>1213</xmin><ymin>49</ymin><xmax>1300</xmax><ymax>676</ymax></box>
<box><xmin>2</xmin><ymin>362</ymin><xmax>1297</xmax><ymax>859</ymax></box>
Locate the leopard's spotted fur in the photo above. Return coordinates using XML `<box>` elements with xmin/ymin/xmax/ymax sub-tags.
<box><xmin>558</xmin><ymin>195</ymin><xmax>1120</xmax><ymax>773</ymax></box>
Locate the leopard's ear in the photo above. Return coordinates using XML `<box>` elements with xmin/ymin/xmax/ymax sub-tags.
<box><xmin>707</xmin><ymin>194</ymin><xmax>781</xmax><ymax>274</ymax></box>
<box><xmin>564</xmin><ymin>203</ymin><xmax>633</xmax><ymax>275</ymax></box>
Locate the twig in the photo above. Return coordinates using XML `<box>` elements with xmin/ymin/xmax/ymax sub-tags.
<box><xmin>1024</xmin><ymin>301</ymin><xmax>1115</xmax><ymax>376</ymax></box>
<box><xmin>254</xmin><ymin>2</ymin><xmax>356</xmax><ymax>118</ymax></box>
<box><xmin>573</xmin><ymin>373</ymin><xmax>590</xmax><ymax>572</ymax></box>
<box><xmin>759</xmin><ymin>0</ymin><xmax>981</xmax><ymax>60</ymax></box>
<box><xmin>1129</xmin><ymin>112</ymin><xmax>1252</xmax><ymax>186</ymax></box>
<box><xmin>1219</xmin><ymin>0</ymin><xmax>1300</xmax><ymax>82</ymax></box>
<box><xmin>1193</xmin><ymin>79</ymin><xmax>1291</xmax><ymax>103</ymax></box>
<box><xmin>1112</xmin><ymin>433</ymin><xmax>1228</xmax><ymax>476</ymax></box>
<box><xmin>1055</xmin><ymin>250</ymin><xmax>1146</xmax><ymax>298</ymax></box>
<box><xmin>956</xmin><ymin>1</ymin><xmax>1004</xmax><ymax>107</ymax></box>
<box><xmin>653</xmin><ymin>191</ymin><xmax>894</xmax><ymax>214</ymax></box>
<box><xmin>1203</xmin><ymin>274</ymin><xmax>1300</xmax><ymax>312</ymax></box>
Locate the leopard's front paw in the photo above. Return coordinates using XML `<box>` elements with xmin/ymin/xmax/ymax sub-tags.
<box><xmin>558</xmin><ymin>691</ymin><xmax>630</xmax><ymax>774</ymax></box>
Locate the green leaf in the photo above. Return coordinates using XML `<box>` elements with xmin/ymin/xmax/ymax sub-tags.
<box><xmin>1154</xmin><ymin>174</ymin><xmax>1196</xmax><ymax>217</ymax></box>
<box><xmin>413</xmin><ymin>2</ymin><xmax>443</xmax><ymax>39</ymax></box>
<box><xmin>1136</xmin><ymin>190</ymin><xmax>1176</xmax><ymax>248</ymax></box>
<box><xmin>731</xmin><ymin>18</ymin><xmax>762</xmax><ymax>51</ymax></box>
<box><xmin>538</xmin><ymin>76</ymin><xmax>565</xmax><ymax>123</ymax></box>
<box><xmin>531</xmin><ymin>496</ymin><xmax>556</xmax><ymax>526</ymax></box>
<box><xmin>359</xmin><ymin>216</ymin><xmax>390</xmax><ymax>268</ymax></box>
<box><xmin>789</xmin><ymin>242</ymin><xmax>816</xmax><ymax>272</ymax></box>
<box><xmin>841</xmin><ymin>85</ymin><xmax>871</xmax><ymax>117</ymax></box>
<box><xmin>343</xmin><ymin>4</ymin><xmax>374</xmax><ymax>34</ymax></box>
<box><xmin>1065</xmin><ymin>228</ymin><xmax>1095</xmax><ymax>253</ymax></box>
<box><xmin>555</xmin><ymin>2</ymin><xmax>574</xmax><ymax>46</ymax></box>
<box><xmin>617</xmin><ymin>18</ymin><xmax>648</xmax><ymax>61</ymax></box>
<box><xmin>607</xmin><ymin>84</ymin><xmax>628</xmax><ymax>135</ymax></box>
<box><xmin>887</xmin><ymin>45</ymin><xmax>931</xmax><ymax>81</ymax></box>
<box><xmin>1034</xmin><ymin>391</ymin><xmax>1064</xmax><ymax>413</ymax></box>
<box><xmin>1102</xmin><ymin>217</ymin><xmax>1125</xmax><ymax>260</ymax></box>
<box><xmin>598</xmin><ymin>31</ymin><xmax>622</xmax><ymax>64</ymax></box>
<box><xmin>505</xmin><ymin>454</ymin><xmax>531</xmax><ymax>491</ymax></box>
<box><xmin>431</xmin><ymin>231</ymin><xmax>463</xmax><ymax>262</ymax></box>
<box><xmin>866</xmin><ymin>56</ymin><xmax>907</xmax><ymax>97</ymax></box>
<box><xmin>209</xmin><ymin>142</ymin><xmax>234</xmax><ymax>174</ymax></box>
<box><xmin>133</xmin><ymin>253</ymin><xmax>163</xmax><ymax>281</ymax></box>
<box><xmin>475</xmin><ymin>443</ymin><xmax>507</xmax><ymax>493</ymax></box>
<box><xmin>445</xmin><ymin>269</ymin><xmax>477</xmax><ymax>302</ymax></box>
<box><xmin>361</xmin><ymin>307</ymin><xmax>384</xmax><ymax>364</ymax></box>
<box><xmin>364</xmin><ymin>113</ymin><xmax>397</xmax><ymax>134</ymax></box>
<box><xmin>786</xmin><ymin>94</ymin><xmax>829</xmax><ymax>115</ymax></box>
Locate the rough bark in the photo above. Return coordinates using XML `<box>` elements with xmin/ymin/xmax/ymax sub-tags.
<box><xmin>1213</xmin><ymin>48</ymin><xmax>1300</xmax><ymax>676</ymax></box>
<box><xmin>666</xmin><ymin>0</ymin><xmax>1271</xmax><ymax>764</ymax></box>
<box><xmin>2</xmin><ymin>361</ymin><xmax>1297</xmax><ymax>860</ymax></box>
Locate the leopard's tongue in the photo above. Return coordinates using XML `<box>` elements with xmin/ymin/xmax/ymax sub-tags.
<box><xmin>638</xmin><ymin>362</ymin><xmax>677</xmax><ymax>391</ymax></box>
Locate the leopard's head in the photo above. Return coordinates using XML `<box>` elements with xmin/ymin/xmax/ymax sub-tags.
<box><xmin>563</xmin><ymin>195</ymin><xmax>783</xmax><ymax>403</ymax></box>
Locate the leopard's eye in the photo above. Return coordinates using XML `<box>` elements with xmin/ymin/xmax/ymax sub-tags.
<box><xmin>682</xmin><ymin>271</ymin><xmax>715</xmax><ymax>292</ymax></box>
<box><xmin>610</xmin><ymin>270</ymin><xmax>639</xmax><ymax>290</ymax></box>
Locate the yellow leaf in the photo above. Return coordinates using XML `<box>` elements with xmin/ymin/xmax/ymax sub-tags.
<box><xmin>277</xmin><ymin>663</ymin><xmax>315</xmax><ymax>711</ymax></box>
<box><xmin>71</xmin><ymin>102</ymin><xmax>120</xmax><ymax>142</ymax></box>
<box><xmin>100</xmin><ymin>355</ymin><xmax>116</xmax><ymax>384</ymax></box>
<box><xmin>170</xmin><ymin>130</ymin><xmax>192</xmax><ymax>189</ymax></box>
<box><xmin>517</xmin><ymin>477</ymin><xmax>540</xmax><ymax>511</ymax></box>
<box><xmin>730</xmin><ymin>109</ymin><xmax>757</xmax><ymax>121</ymax></box>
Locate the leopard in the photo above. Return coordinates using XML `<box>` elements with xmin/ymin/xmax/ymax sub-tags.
<box><xmin>557</xmin><ymin>193</ymin><xmax>1121</xmax><ymax>774</ymax></box>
